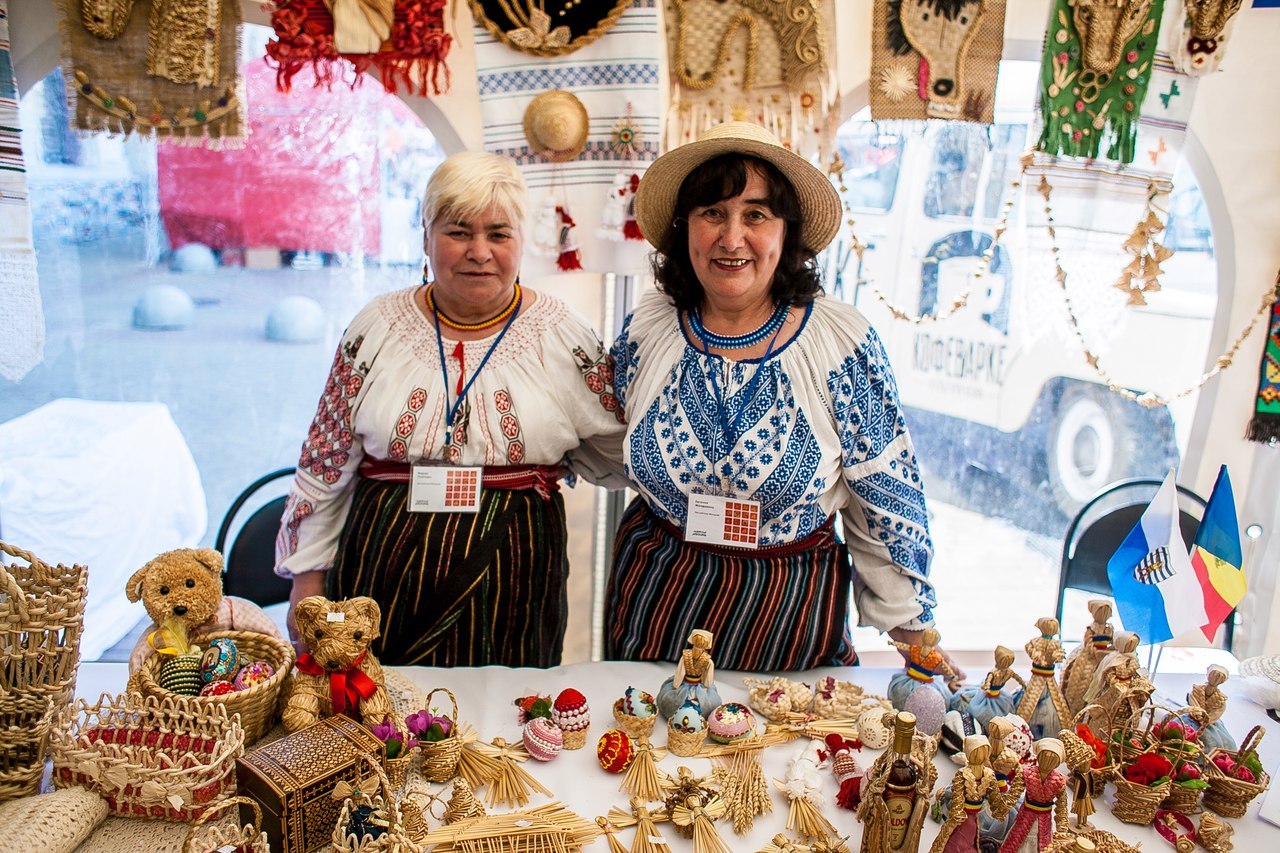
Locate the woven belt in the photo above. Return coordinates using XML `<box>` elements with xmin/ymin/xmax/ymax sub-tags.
<box><xmin>983</xmin><ymin>683</ymin><xmax>1005</xmax><ymax>697</ymax></box>
<box><xmin>652</xmin><ymin>507</ymin><xmax>837</xmax><ymax>558</ymax></box>
<box><xmin>357</xmin><ymin>458</ymin><xmax>566</xmax><ymax>500</ymax></box>
<box><xmin>907</xmin><ymin>662</ymin><xmax>937</xmax><ymax>683</ymax></box>
<box><xmin>1031</xmin><ymin>664</ymin><xmax>1056</xmax><ymax>677</ymax></box>
<box><xmin>1024</xmin><ymin>798</ymin><xmax>1055</xmax><ymax>812</ymax></box>
<box><xmin>963</xmin><ymin>799</ymin><xmax>985</xmax><ymax>813</ymax></box>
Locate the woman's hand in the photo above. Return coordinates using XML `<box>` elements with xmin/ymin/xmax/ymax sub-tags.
<box><xmin>887</xmin><ymin>626</ymin><xmax>968</xmax><ymax>684</ymax></box>
<box><xmin>288</xmin><ymin>571</ymin><xmax>328</xmax><ymax>656</ymax></box>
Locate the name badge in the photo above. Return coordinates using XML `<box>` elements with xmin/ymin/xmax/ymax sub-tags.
<box><xmin>684</xmin><ymin>493</ymin><xmax>760</xmax><ymax>550</ymax></box>
<box><xmin>409</xmin><ymin>465</ymin><xmax>482</xmax><ymax>513</ymax></box>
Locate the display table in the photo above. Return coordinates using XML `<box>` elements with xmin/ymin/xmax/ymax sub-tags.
<box><xmin>70</xmin><ymin>659</ymin><xmax>1280</xmax><ymax>851</ymax></box>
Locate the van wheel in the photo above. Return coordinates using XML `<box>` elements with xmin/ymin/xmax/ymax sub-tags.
<box><xmin>1047</xmin><ymin>385</ymin><xmax>1136</xmax><ymax>515</ymax></box>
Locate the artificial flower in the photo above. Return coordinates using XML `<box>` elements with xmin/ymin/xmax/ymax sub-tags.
<box><xmin>514</xmin><ymin>694</ymin><xmax>553</xmax><ymax>724</ymax></box>
<box><xmin>406</xmin><ymin>709</ymin><xmax>453</xmax><ymax>742</ymax></box>
<box><xmin>371</xmin><ymin>719</ymin><xmax>418</xmax><ymax>760</ymax></box>
<box><xmin>1173</xmin><ymin>762</ymin><xmax>1208</xmax><ymax>789</ymax></box>
<box><xmin>1076</xmin><ymin>724</ymin><xmax>1108</xmax><ymax>769</ymax></box>
<box><xmin>1124</xmin><ymin>752</ymin><xmax>1173</xmax><ymax>787</ymax></box>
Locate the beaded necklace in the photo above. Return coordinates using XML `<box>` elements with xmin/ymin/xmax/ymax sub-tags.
<box><xmin>689</xmin><ymin>299</ymin><xmax>789</xmax><ymax>350</ymax></box>
<box><xmin>426</xmin><ymin>281</ymin><xmax>522</xmax><ymax>332</ymax></box>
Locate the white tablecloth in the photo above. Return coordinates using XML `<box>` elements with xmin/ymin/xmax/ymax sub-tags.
<box><xmin>72</xmin><ymin>659</ymin><xmax>1280</xmax><ymax>850</ymax></box>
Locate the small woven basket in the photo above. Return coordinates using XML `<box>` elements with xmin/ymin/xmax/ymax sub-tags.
<box><xmin>561</xmin><ymin>726</ymin><xmax>587</xmax><ymax>750</ymax></box>
<box><xmin>1161</xmin><ymin>782</ymin><xmax>1202</xmax><ymax>815</ymax></box>
<box><xmin>419</xmin><ymin>687</ymin><xmax>462</xmax><ymax>783</ymax></box>
<box><xmin>382</xmin><ymin>712</ymin><xmax>413</xmax><ymax>792</ymax></box>
<box><xmin>612</xmin><ymin>698</ymin><xmax>657</xmax><ymax>739</ymax></box>
<box><xmin>1203</xmin><ymin>725</ymin><xmax>1269</xmax><ymax>818</ymax></box>
<box><xmin>332</xmin><ymin>753</ymin><xmax>413</xmax><ymax>853</ymax></box>
<box><xmin>50</xmin><ymin>692</ymin><xmax>244</xmax><ymax>821</ymax></box>
<box><xmin>0</xmin><ymin>541</ymin><xmax>87</xmax><ymax>722</ymax></box>
<box><xmin>1112</xmin><ymin>774</ymin><xmax>1171</xmax><ymax>824</ymax></box>
<box><xmin>182</xmin><ymin>796</ymin><xmax>270</xmax><ymax>853</ymax></box>
<box><xmin>131</xmin><ymin>629</ymin><xmax>294</xmax><ymax>743</ymax></box>
<box><xmin>0</xmin><ymin>691</ymin><xmax>55</xmax><ymax>801</ymax></box>
<box><xmin>667</xmin><ymin>723</ymin><xmax>704</xmax><ymax>758</ymax></box>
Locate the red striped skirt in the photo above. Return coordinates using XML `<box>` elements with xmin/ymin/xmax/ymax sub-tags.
<box><xmin>605</xmin><ymin>497</ymin><xmax>858</xmax><ymax>671</ymax></box>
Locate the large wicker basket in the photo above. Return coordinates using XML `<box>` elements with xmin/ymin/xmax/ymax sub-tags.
<box><xmin>183</xmin><ymin>796</ymin><xmax>271</xmax><ymax>853</ymax></box>
<box><xmin>50</xmin><ymin>692</ymin><xmax>244</xmax><ymax>821</ymax></box>
<box><xmin>0</xmin><ymin>541</ymin><xmax>87</xmax><ymax>719</ymax></box>
<box><xmin>1203</xmin><ymin>725</ymin><xmax>1270</xmax><ymax>818</ymax></box>
<box><xmin>130</xmin><ymin>628</ymin><xmax>294</xmax><ymax>743</ymax></box>
<box><xmin>0</xmin><ymin>691</ymin><xmax>55</xmax><ymax>801</ymax></box>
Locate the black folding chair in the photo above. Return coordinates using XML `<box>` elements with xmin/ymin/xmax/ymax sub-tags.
<box><xmin>214</xmin><ymin>468</ymin><xmax>297</xmax><ymax>608</ymax></box>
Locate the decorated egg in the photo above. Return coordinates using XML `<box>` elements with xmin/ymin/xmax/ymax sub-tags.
<box><xmin>904</xmin><ymin>687</ymin><xmax>947</xmax><ymax>737</ymax></box>
<box><xmin>596</xmin><ymin>729</ymin><xmax>635</xmax><ymax>773</ymax></box>
<box><xmin>1003</xmin><ymin>714</ymin><xmax>1034</xmax><ymax>761</ymax></box>
<box><xmin>552</xmin><ymin>688</ymin><xmax>590</xmax><ymax>731</ymax></box>
<box><xmin>707</xmin><ymin>702</ymin><xmax>757</xmax><ymax>744</ymax></box>
<box><xmin>523</xmin><ymin>717</ymin><xmax>563</xmax><ymax>762</ymax></box>
<box><xmin>199</xmin><ymin>680</ymin><xmax>237</xmax><ymax>698</ymax></box>
<box><xmin>158</xmin><ymin>652</ymin><xmax>203</xmax><ymax>696</ymax></box>
<box><xmin>200</xmin><ymin>638</ymin><xmax>239</xmax><ymax>683</ymax></box>
<box><xmin>622</xmin><ymin>686</ymin><xmax>656</xmax><ymax>719</ymax></box>
<box><xmin>669</xmin><ymin>699</ymin><xmax>705</xmax><ymax>734</ymax></box>
<box><xmin>857</xmin><ymin>707</ymin><xmax>892</xmax><ymax>749</ymax></box>
<box><xmin>233</xmin><ymin>660</ymin><xmax>274</xmax><ymax>690</ymax></box>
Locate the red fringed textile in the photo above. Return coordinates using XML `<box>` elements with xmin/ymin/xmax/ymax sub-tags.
<box><xmin>824</xmin><ymin>733</ymin><xmax>864</xmax><ymax>810</ymax></box>
<box><xmin>266</xmin><ymin>0</ymin><xmax>452</xmax><ymax>96</ymax></box>
<box><xmin>556</xmin><ymin>205</ymin><xmax>583</xmax><ymax>270</ymax></box>
<box><xmin>622</xmin><ymin>219</ymin><xmax>643</xmax><ymax>240</ymax></box>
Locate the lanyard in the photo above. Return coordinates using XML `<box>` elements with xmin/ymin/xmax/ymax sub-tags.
<box><xmin>432</xmin><ymin>292</ymin><xmax>521</xmax><ymax>447</ymax></box>
<box><xmin>698</xmin><ymin>321</ymin><xmax>781</xmax><ymax>479</ymax></box>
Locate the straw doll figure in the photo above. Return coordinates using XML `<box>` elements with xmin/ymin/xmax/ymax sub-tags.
<box><xmin>999</xmin><ymin>739</ymin><xmax>1068</xmax><ymax>853</ymax></box>
<box><xmin>951</xmin><ymin>646</ymin><xmax>1025</xmax><ymax>732</ymax></box>
<box><xmin>1187</xmin><ymin>664</ymin><xmax>1236</xmax><ymax>752</ymax></box>
<box><xmin>1061</xmin><ymin>601</ymin><xmax>1114</xmax><ymax>714</ymax></box>
<box><xmin>931</xmin><ymin>736</ymin><xmax>1000</xmax><ymax>853</ymax></box>
<box><xmin>657</xmin><ymin>629</ymin><xmax>722</xmax><ymax>719</ymax></box>
<box><xmin>887</xmin><ymin>628</ymin><xmax>957</xmax><ymax>735</ymax></box>
<box><xmin>1083</xmin><ymin>632</ymin><xmax>1153</xmax><ymax>741</ymax></box>
<box><xmin>1014</xmin><ymin>618</ymin><xmax>1070</xmax><ymax>739</ymax></box>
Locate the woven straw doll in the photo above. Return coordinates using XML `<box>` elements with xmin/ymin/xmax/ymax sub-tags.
<box><xmin>951</xmin><ymin>646</ymin><xmax>1024</xmax><ymax>732</ymax></box>
<box><xmin>1082</xmin><ymin>632</ymin><xmax>1153</xmax><ymax>741</ymax></box>
<box><xmin>1187</xmin><ymin>664</ymin><xmax>1236</xmax><ymax>752</ymax></box>
<box><xmin>999</xmin><ymin>739</ymin><xmax>1068</xmax><ymax>853</ymax></box>
<box><xmin>657</xmin><ymin>629</ymin><xmax>722</xmax><ymax>719</ymax></box>
<box><xmin>1061</xmin><ymin>601</ymin><xmax>1114</xmax><ymax>714</ymax></box>
<box><xmin>1014</xmin><ymin>618</ymin><xmax>1070</xmax><ymax>739</ymax></box>
<box><xmin>931</xmin><ymin>735</ymin><xmax>999</xmax><ymax>853</ymax></box>
<box><xmin>887</xmin><ymin>628</ymin><xmax>956</xmax><ymax>735</ymax></box>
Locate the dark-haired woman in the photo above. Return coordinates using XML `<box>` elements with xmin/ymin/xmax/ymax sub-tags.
<box><xmin>605</xmin><ymin>122</ymin><xmax>957</xmax><ymax>674</ymax></box>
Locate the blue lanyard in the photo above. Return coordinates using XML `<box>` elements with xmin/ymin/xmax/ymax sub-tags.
<box><xmin>432</xmin><ymin>295</ymin><xmax>521</xmax><ymax>447</ymax></box>
<box><xmin>698</xmin><ymin>320</ymin><xmax>781</xmax><ymax>477</ymax></box>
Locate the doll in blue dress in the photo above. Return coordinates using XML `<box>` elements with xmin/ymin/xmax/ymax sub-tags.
<box><xmin>657</xmin><ymin>629</ymin><xmax>722</xmax><ymax>720</ymax></box>
<box><xmin>887</xmin><ymin>627</ymin><xmax>956</xmax><ymax>735</ymax></box>
<box><xmin>951</xmin><ymin>645</ymin><xmax>1025</xmax><ymax>732</ymax></box>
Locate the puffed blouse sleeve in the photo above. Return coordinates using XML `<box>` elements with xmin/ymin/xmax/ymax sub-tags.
<box><xmin>274</xmin><ymin>302</ymin><xmax>385</xmax><ymax>578</ymax></box>
<box><xmin>814</xmin><ymin>300</ymin><xmax>936</xmax><ymax>632</ymax></box>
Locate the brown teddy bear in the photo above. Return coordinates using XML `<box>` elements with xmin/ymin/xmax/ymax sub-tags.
<box><xmin>126</xmin><ymin>547</ymin><xmax>282</xmax><ymax>672</ymax></box>
<box><xmin>281</xmin><ymin>595</ymin><xmax>393</xmax><ymax>733</ymax></box>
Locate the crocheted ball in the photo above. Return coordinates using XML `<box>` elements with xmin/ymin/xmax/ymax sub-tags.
<box><xmin>158</xmin><ymin>653</ymin><xmax>203</xmax><ymax>696</ymax></box>
<box><xmin>199</xmin><ymin>679</ymin><xmax>238</xmax><ymax>698</ymax></box>
<box><xmin>596</xmin><ymin>729</ymin><xmax>635</xmax><ymax>773</ymax></box>
<box><xmin>707</xmin><ymin>702</ymin><xmax>757</xmax><ymax>744</ymax></box>
<box><xmin>200</xmin><ymin>638</ymin><xmax>240</xmax><ymax>683</ymax></box>
<box><xmin>552</xmin><ymin>688</ymin><xmax>590</xmax><ymax>732</ymax></box>
<box><xmin>857</xmin><ymin>707</ymin><xmax>892</xmax><ymax>749</ymax></box>
<box><xmin>621</xmin><ymin>686</ymin><xmax>657</xmax><ymax>719</ymax></box>
<box><xmin>670</xmin><ymin>699</ymin><xmax>705</xmax><ymax>734</ymax></box>
<box><xmin>904</xmin><ymin>687</ymin><xmax>947</xmax><ymax>736</ymax></box>
<box><xmin>233</xmin><ymin>660</ymin><xmax>275</xmax><ymax>691</ymax></box>
<box><xmin>523</xmin><ymin>717</ymin><xmax>563</xmax><ymax>762</ymax></box>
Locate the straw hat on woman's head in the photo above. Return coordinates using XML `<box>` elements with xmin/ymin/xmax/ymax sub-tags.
<box><xmin>523</xmin><ymin>90</ymin><xmax>590</xmax><ymax>162</ymax></box>
<box><xmin>635</xmin><ymin>121</ymin><xmax>841</xmax><ymax>255</ymax></box>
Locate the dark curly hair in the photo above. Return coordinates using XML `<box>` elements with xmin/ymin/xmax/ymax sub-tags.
<box><xmin>652</xmin><ymin>154</ymin><xmax>824</xmax><ymax>312</ymax></box>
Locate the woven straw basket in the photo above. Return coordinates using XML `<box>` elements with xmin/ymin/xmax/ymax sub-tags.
<box><xmin>182</xmin><ymin>796</ymin><xmax>270</xmax><ymax>853</ymax></box>
<box><xmin>667</xmin><ymin>724</ymin><xmax>704</xmax><ymax>758</ymax></box>
<box><xmin>381</xmin><ymin>711</ymin><xmax>414</xmax><ymax>792</ymax></box>
<box><xmin>1203</xmin><ymin>725</ymin><xmax>1269</xmax><ymax>818</ymax></box>
<box><xmin>612</xmin><ymin>698</ymin><xmax>657</xmax><ymax>739</ymax></box>
<box><xmin>332</xmin><ymin>753</ymin><xmax>413</xmax><ymax>852</ymax></box>
<box><xmin>1112</xmin><ymin>774</ymin><xmax>1171</xmax><ymax>824</ymax></box>
<box><xmin>0</xmin><ymin>541</ymin><xmax>87</xmax><ymax>720</ymax></box>
<box><xmin>130</xmin><ymin>628</ymin><xmax>294</xmax><ymax>743</ymax></box>
<box><xmin>51</xmin><ymin>692</ymin><xmax>244</xmax><ymax>821</ymax></box>
<box><xmin>0</xmin><ymin>691</ymin><xmax>55</xmax><ymax>802</ymax></box>
<box><xmin>419</xmin><ymin>687</ymin><xmax>462</xmax><ymax>783</ymax></box>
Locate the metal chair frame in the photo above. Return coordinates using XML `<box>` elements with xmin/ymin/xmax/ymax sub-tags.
<box><xmin>214</xmin><ymin>467</ymin><xmax>297</xmax><ymax>608</ymax></box>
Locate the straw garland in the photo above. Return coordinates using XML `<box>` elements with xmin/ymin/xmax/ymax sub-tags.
<box><xmin>745</xmin><ymin>677</ymin><xmax>815</xmax><ymax>722</ymax></box>
<box><xmin>606</xmin><ymin>799</ymin><xmax>671</xmax><ymax>853</ymax></box>
<box><xmin>419</xmin><ymin>802</ymin><xmax>599</xmax><ymax>852</ymax></box>
<box><xmin>621</xmin><ymin>736</ymin><xmax>668</xmax><ymax>803</ymax></box>
<box><xmin>468</xmin><ymin>737</ymin><xmax>552</xmax><ymax>809</ymax></box>
<box><xmin>669</xmin><ymin>794</ymin><xmax>732</xmax><ymax>853</ymax></box>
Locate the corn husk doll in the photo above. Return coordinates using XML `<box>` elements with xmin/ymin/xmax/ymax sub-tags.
<box><xmin>930</xmin><ymin>735</ymin><xmax>1000</xmax><ymax>853</ymax></box>
<box><xmin>1014</xmin><ymin>618</ymin><xmax>1071</xmax><ymax>739</ymax></box>
<box><xmin>1186</xmin><ymin>664</ymin><xmax>1236</xmax><ymax>752</ymax></box>
<box><xmin>951</xmin><ymin>646</ymin><xmax>1024</xmax><ymax>732</ymax></box>
<box><xmin>1082</xmin><ymin>632</ymin><xmax>1153</xmax><ymax>742</ymax></box>
<box><xmin>658</xmin><ymin>629</ymin><xmax>722</xmax><ymax>719</ymax></box>
<box><xmin>1061</xmin><ymin>600</ymin><xmax>1114</xmax><ymax>715</ymax></box>
<box><xmin>887</xmin><ymin>627</ymin><xmax>956</xmax><ymax>736</ymax></box>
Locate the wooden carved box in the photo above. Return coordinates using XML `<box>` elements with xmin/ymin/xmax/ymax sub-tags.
<box><xmin>236</xmin><ymin>716</ymin><xmax>385</xmax><ymax>853</ymax></box>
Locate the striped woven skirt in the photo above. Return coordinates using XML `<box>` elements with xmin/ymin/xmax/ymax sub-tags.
<box><xmin>605</xmin><ymin>497</ymin><xmax>858</xmax><ymax>671</ymax></box>
<box><xmin>327</xmin><ymin>476</ymin><xmax>568</xmax><ymax>667</ymax></box>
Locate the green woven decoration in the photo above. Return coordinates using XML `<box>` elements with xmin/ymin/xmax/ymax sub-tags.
<box><xmin>1036</xmin><ymin>0</ymin><xmax>1166</xmax><ymax>164</ymax></box>
<box><xmin>158</xmin><ymin>652</ymin><xmax>204</xmax><ymax>696</ymax></box>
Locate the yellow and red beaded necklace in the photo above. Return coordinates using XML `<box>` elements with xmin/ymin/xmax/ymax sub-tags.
<box><xmin>425</xmin><ymin>281</ymin><xmax>522</xmax><ymax>332</ymax></box>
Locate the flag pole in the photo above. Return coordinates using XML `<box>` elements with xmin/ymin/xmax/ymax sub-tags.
<box><xmin>1150</xmin><ymin>641</ymin><xmax>1164</xmax><ymax>679</ymax></box>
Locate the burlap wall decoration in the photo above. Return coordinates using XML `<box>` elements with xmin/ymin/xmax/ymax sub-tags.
<box><xmin>266</xmin><ymin>0</ymin><xmax>451</xmax><ymax>96</ymax></box>
<box><xmin>1168</xmin><ymin>0</ymin><xmax>1244</xmax><ymax>75</ymax></box>
<box><xmin>54</xmin><ymin>0</ymin><xmax>244</xmax><ymax>142</ymax></box>
<box><xmin>469</xmin><ymin>0</ymin><xmax>632</xmax><ymax>56</ymax></box>
<box><xmin>868</xmin><ymin>0</ymin><xmax>1007</xmax><ymax>123</ymax></box>
<box><xmin>664</xmin><ymin>0</ymin><xmax>839</xmax><ymax>161</ymax></box>
<box><xmin>1036</xmin><ymin>0</ymin><xmax>1167</xmax><ymax>165</ymax></box>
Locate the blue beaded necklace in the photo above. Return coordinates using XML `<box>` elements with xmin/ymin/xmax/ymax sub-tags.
<box><xmin>689</xmin><ymin>300</ymin><xmax>790</xmax><ymax>350</ymax></box>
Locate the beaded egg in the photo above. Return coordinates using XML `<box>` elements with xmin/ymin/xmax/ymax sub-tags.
<box><xmin>622</xmin><ymin>686</ymin><xmax>656</xmax><ymax>719</ymax></box>
<box><xmin>596</xmin><ymin>729</ymin><xmax>635</xmax><ymax>773</ymax></box>
<box><xmin>551</xmin><ymin>689</ymin><xmax>590</xmax><ymax>749</ymax></box>
<box><xmin>523</xmin><ymin>717</ymin><xmax>563</xmax><ymax>762</ymax></box>
<box><xmin>199</xmin><ymin>680</ymin><xmax>237</xmax><ymax>698</ymax></box>
<box><xmin>669</xmin><ymin>699</ymin><xmax>705</xmax><ymax>734</ymax></box>
<box><xmin>707</xmin><ymin>702</ymin><xmax>757</xmax><ymax>744</ymax></box>
<box><xmin>158</xmin><ymin>651</ymin><xmax>203</xmax><ymax>696</ymax></box>
<box><xmin>200</xmin><ymin>638</ymin><xmax>239</xmax><ymax>683</ymax></box>
<box><xmin>233</xmin><ymin>660</ymin><xmax>274</xmax><ymax>690</ymax></box>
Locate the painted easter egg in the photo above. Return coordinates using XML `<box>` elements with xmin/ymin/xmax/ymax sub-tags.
<box><xmin>200</xmin><ymin>637</ymin><xmax>239</xmax><ymax>683</ymax></box>
<box><xmin>596</xmin><ymin>729</ymin><xmax>635</xmax><ymax>773</ymax></box>
<box><xmin>233</xmin><ymin>660</ymin><xmax>274</xmax><ymax>690</ymax></box>
<box><xmin>199</xmin><ymin>680</ymin><xmax>237</xmax><ymax>698</ymax></box>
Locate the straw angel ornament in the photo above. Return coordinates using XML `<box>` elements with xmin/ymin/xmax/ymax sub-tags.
<box><xmin>759</xmin><ymin>836</ymin><xmax>854</xmax><ymax>852</ymax></box>
<box><xmin>468</xmin><ymin>736</ymin><xmax>552</xmax><ymax>809</ymax></box>
<box><xmin>662</xmin><ymin>765</ymin><xmax>718</xmax><ymax>839</ymax></box>
<box><xmin>1015</xmin><ymin>618</ymin><xmax>1071</xmax><ymax>738</ymax></box>
<box><xmin>621</xmin><ymin>735</ymin><xmax>668</xmax><ymax>803</ymax></box>
<box><xmin>1061</xmin><ymin>601</ymin><xmax>1115</xmax><ymax>714</ymax></box>
<box><xmin>669</xmin><ymin>793</ymin><xmax>732</xmax><ymax>853</ymax></box>
<box><xmin>607</xmin><ymin>797</ymin><xmax>671</xmax><ymax>853</ymax></box>
<box><xmin>596</xmin><ymin>816</ymin><xmax>630</xmax><ymax>853</ymax></box>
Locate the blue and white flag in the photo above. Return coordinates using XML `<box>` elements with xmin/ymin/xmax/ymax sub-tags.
<box><xmin>1107</xmin><ymin>470</ymin><xmax>1209</xmax><ymax>643</ymax></box>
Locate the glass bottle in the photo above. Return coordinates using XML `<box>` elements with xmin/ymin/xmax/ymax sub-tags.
<box><xmin>882</xmin><ymin>711</ymin><xmax>918</xmax><ymax>849</ymax></box>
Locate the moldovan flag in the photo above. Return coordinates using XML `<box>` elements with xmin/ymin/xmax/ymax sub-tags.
<box><xmin>1191</xmin><ymin>465</ymin><xmax>1244</xmax><ymax>641</ymax></box>
<box><xmin>1107</xmin><ymin>470</ymin><xmax>1209</xmax><ymax>643</ymax></box>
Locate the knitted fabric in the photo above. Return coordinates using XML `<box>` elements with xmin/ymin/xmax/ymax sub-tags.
<box><xmin>0</xmin><ymin>788</ymin><xmax>108</xmax><ymax>853</ymax></box>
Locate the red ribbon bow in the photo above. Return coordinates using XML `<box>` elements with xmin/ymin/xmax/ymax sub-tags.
<box><xmin>296</xmin><ymin>651</ymin><xmax>378</xmax><ymax>718</ymax></box>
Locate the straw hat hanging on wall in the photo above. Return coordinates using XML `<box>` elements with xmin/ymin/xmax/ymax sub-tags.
<box><xmin>523</xmin><ymin>90</ymin><xmax>590</xmax><ymax>162</ymax></box>
<box><xmin>471</xmin><ymin>0</ymin><xmax>631</xmax><ymax>56</ymax></box>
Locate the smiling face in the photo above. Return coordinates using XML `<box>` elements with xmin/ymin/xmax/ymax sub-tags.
<box><xmin>686</xmin><ymin>164</ymin><xmax>786</xmax><ymax>312</ymax></box>
<box><xmin>425</xmin><ymin>204</ymin><xmax>523</xmax><ymax>319</ymax></box>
